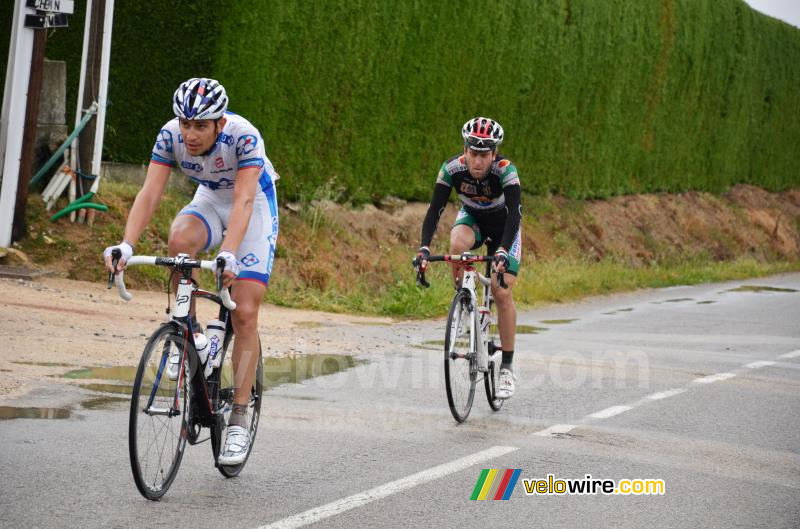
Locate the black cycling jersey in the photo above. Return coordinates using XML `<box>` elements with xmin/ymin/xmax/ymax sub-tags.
<box><xmin>420</xmin><ymin>153</ymin><xmax>522</xmax><ymax>251</ymax></box>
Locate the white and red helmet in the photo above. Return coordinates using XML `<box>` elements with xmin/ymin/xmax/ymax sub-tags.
<box><xmin>172</xmin><ymin>78</ymin><xmax>228</xmax><ymax>120</ymax></box>
<box><xmin>462</xmin><ymin>117</ymin><xmax>504</xmax><ymax>152</ymax></box>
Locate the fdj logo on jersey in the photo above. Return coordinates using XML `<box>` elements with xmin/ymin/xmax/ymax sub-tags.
<box><xmin>181</xmin><ymin>161</ymin><xmax>203</xmax><ymax>172</ymax></box>
<box><xmin>241</xmin><ymin>253</ymin><xmax>260</xmax><ymax>267</ymax></box>
<box><xmin>156</xmin><ymin>129</ymin><xmax>174</xmax><ymax>153</ymax></box>
<box><xmin>236</xmin><ymin>135</ymin><xmax>258</xmax><ymax>156</ymax></box>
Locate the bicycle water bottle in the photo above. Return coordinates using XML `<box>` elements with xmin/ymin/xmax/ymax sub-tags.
<box><xmin>205</xmin><ymin>319</ymin><xmax>227</xmax><ymax>372</ymax></box>
<box><xmin>194</xmin><ymin>332</ymin><xmax>209</xmax><ymax>365</ymax></box>
<box><xmin>478</xmin><ymin>308</ymin><xmax>491</xmax><ymax>371</ymax></box>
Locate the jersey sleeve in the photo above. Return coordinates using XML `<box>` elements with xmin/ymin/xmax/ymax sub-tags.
<box><xmin>496</xmin><ymin>159</ymin><xmax>520</xmax><ymax>187</ymax></box>
<box><xmin>150</xmin><ymin>126</ymin><xmax>177</xmax><ymax>167</ymax></box>
<box><xmin>435</xmin><ymin>162</ymin><xmax>453</xmax><ymax>187</ymax></box>
<box><xmin>234</xmin><ymin>122</ymin><xmax>266</xmax><ymax>170</ymax></box>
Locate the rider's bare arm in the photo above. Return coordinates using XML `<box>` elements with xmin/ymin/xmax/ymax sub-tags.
<box><xmin>219</xmin><ymin>167</ymin><xmax>260</xmax><ymax>254</ymax></box>
<box><xmin>123</xmin><ymin>162</ymin><xmax>172</xmax><ymax>245</ymax></box>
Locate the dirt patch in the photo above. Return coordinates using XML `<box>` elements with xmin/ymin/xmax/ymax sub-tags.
<box><xmin>527</xmin><ymin>185</ymin><xmax>800</xmax><ymax>265</ymax></box>
<box><xmin>0</xmin><ymin>276</ymin><xmax>393</xmax><ymax>400</ymax></box>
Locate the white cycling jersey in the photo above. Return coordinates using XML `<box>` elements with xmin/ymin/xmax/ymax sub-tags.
<box><xmin>150</xmin><ymin>111</ymin><xmax>279</xmax><ymax>196</ymax></box>
<box><xmin>149</xmin><ymin>111</ymin><xmax>279</xmax><ymax>286</ymax></box>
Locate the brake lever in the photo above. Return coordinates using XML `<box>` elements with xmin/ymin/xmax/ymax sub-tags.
<box><xmin>416</xmin><ymin>270</ymin><xmax>431</xmax><ymax>289</ymax></box>
<box><xmin>107</xmin><ymin>248</ymin><xmax>121</xmax><ymax>289</ymax></box>
<box><xmin>497</xmin><ymin>272</ymin><xmax>508</xmax><ymax>289</ymax></box>
<box><xmin>216</xmin><ymin>256</ymin><xmax>226</xmax><ymax>291</ymax></box>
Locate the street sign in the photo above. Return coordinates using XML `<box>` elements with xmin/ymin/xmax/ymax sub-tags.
<box><xmin>25</xmin><ymin>0</ymin><xmax>75</xmax><ymax>14</ymax></box>
<box><xmin>24</xmin><ymin>13</ymin><xmax>69</xmax><ymax>29</ymax></box>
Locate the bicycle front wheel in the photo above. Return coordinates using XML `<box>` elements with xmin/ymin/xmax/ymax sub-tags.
<box><xmin>211</xmin><ymin>330</ymin><xmax>264</xmax><ymax>478</ymax></box>
<box><xmin>129</xmin><ymin>323</ymin><xmax>189</xmax><ymax>500</ymax></box>
<box><xmin>484</xmin><ymin>298</ymin><xmax>504</xmax><ymax>412</ymax></box>
<box><xmin>444</xmin><ymin>290</ymin><xmax>477</xmax><ymax>423</ymax></box>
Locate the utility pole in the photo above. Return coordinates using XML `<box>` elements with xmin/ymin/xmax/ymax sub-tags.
<box><xmin>12</xmin><ymin>27</ymin><xmax>48</xmax><ymax>242</ymax></box>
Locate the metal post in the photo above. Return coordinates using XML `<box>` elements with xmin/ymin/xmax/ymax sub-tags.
<box><xmin>90</xmin><ymin>0</ymin><xmax>114</xmax><ymax>192</ymax></box>
<box><xmin>70</xmin><ymin>0</ymin><xmax>93</xmax><ymax>174</ymax></box>
<box><xmin>0</xmin><ymin>2</ymin><xmax>36</xmax><ymax>247</ymax></box>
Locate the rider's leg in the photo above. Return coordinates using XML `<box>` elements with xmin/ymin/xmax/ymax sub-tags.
<box><xmin>449</xmin><ymin>225</ymin><xmax>476</xmax><ymax>287</ymax></box>
<box><xmin>492</xmin><ymin>273</ymin><xmax>517</xmax><ymax>363</ymax></box>
<box><xmin>493</xmin><ymin>273</ymin><xmax>517</xmax><ymax>399</ymax></box>
<box><xmin>168</xmin><ymin>214</ymin><xmax>210</xmax><ymax>323</ymax></box>
<box><xmin>230</xmin><ymin>279</ymin><xmax>265</xmax><ymax>410</ymax></box>
<box><xmin>220</xmin><ymin>287</ymin><xmax>262</xmax><ymax>466</ymax></box>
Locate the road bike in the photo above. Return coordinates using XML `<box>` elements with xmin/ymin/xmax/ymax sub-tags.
<box><xmin>416</xmin><ymin>253</ymin><xmax>506</xmax><ymax>423</ymax></box>
<box><xmin>109</xmin><ymin>250</ymin><xmax>263</xmax><ymax>500</ymax></box>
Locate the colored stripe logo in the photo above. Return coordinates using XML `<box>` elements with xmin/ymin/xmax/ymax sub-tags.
<box><xmin>470</xmin><ymin>469</ymin><xmax>522</xmax><ymax>500</ymax></box>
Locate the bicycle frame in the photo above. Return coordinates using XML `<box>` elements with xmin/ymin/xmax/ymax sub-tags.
<box><xmin>420</xmin><ymin>253</ymin><xmax>507</xmax><ymax>421</ymax></box>
<box><xmin>418</xmin><ymin>253</ymin><xmax>504</xmax><ymax>373</ymax></box>
<box><xmin>453</xmin><ymin>261</ymin><xmax>501</xmax><ymax>374</ymax></box>
<box><xmin>110</xmin><ymin>252</ymin><xmax>237</xmax><ymax>440</ymax></box>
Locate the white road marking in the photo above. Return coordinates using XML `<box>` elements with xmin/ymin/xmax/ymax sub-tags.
<box><xmin>256</xmin><ymin>445</ymin><xmax>518</xmax><ymax>529</ymax></box>
<box><xmin>586</xmin><ymin>406</ymin><xmax>633</xmax><ymax>419</ymax></box>
<box><xmin>693</xmin><ymin>372</ymin><xmax>736</xmax><ymax>384</ymax></box>
<box><xmin>743</xmin><ymin>361</ymin><xmax>777</xmax><ymax>369</ymax></box>
<box><xmin>534</xmin><ymin>424</ymin><xmax>577</xmax><ymax>437</ymax></box>
<box><xmin>778</xmin><ymin>350</ymin><xmax>800</xmax><ymax>359</ymax></box>
<box><xmin>645</xmin><ymin>388</ymin><xmax>687</xmax><ymax>400</ymax></box>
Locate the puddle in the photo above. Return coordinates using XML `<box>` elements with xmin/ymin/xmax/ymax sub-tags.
<box><xmin>80</xmin><ymin>396</ymin><xmax>129</xmax><ymax>410</ymax></box>
<box><xmin>539</xmin><ymin>319</ymin><xmax>578</xmax><ymax>325</ymax></box>
<box><xmin>293</xmin><ymin>321</ymin><xmax>327</xmax><ymax>329</ymax></box>
<box><xmin>697</xmin><ymin>300</ymin><xmax>716</xmax><ymax>305</ymax></box>
<box><xmin>0</xmin><ymin>406</ymin><xmax>72</xmax><ymax>420</ymax></box>
<box><xmin>348</xmin><ymin>321</ymin><xmax>392</xmax><ymax>327</ymax></box>
<box><xmin>665</xmin><ymin>298</ymin><xmax>694</xmax><ymax>303</ymax></box>
<box><xmin>261</xmin><ymin>355</ymin><xmax>363</xmax><ymax>390</ymax></box>
<box><xmin>422</xmin><ymin>340</ymin><xmax>446</xmax><ymax>347</ymax></box>
<box><xmin>275</xmin><ymin>395</ymin><xmax>322</xmax><ymax>401</ymax></box>
<box><xmin>516</xmin><ymin>325</ymin><xmax>548</xmax><ymax>334</ymax></box>
<box><xmin>79</xmin><ymin>383</ymin><xmax>132</xmax><ymax>396</ymax></box>
<box><xmin>72</xmin><ymin>354</ymin><xmax>364</xmax><ymax>396</ymax></box>
<box><xmin>12</xmin><ymin>361</ymin><xmax>76</xmax><ymax>367</ymax></box>
<box><xmin>62</xmin><ymin>366</ymin><xmax>138</xmax><ymax>381</ymax></box>
<box><xmin>603</xmin><ymin>307</ymin><xmax>634</xmax><ymax>315</ymax></box>
<box><xmin>724</xmin><ymin>285</ymin><xmax>798</xmax><ymax>293</ymax></box>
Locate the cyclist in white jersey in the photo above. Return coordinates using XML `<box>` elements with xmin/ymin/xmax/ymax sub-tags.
<box><xmin>104</xmin><ymin>78</ymin><xmax>278</xmax><ymax>465</ymax></box>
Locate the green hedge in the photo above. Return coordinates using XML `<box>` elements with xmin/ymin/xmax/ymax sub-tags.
<box><xmin>2</xmin><ymin>0</ymin><xmax>798</xmax><ymax>201</ymax></box>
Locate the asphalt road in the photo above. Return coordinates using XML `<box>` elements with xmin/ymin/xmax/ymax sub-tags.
<box><xmin>2</xmin><ymin>274</ymin><xmax>799</xmax><ymax>529</ymax></box>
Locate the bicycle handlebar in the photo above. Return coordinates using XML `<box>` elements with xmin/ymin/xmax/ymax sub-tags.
<box><xmin>108</xmin><ymin>249</ymin><xmax>236</xmax><ymax>310</ymax></box>
<box><xmin>414</xmin><ymin>254</ymin><xmax>508</xmax><ymax>289</ymax></box>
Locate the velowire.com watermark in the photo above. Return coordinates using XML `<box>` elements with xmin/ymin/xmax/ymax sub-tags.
<box><xmin>470</xmin><ymin>470</ymin><xmax>665</xmax><ymax>500</ymax></box>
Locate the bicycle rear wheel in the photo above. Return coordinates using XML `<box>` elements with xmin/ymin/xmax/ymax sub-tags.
<box><xmin>444</xmin><ymin>290</ymin><xmax>477</xmax><ymax>423</ymax></box>
<box><xmin>129</xmin><ymin>323</ymin><xmax>189</xmax><ymax>500</ymax></box>
<box><xmin>211</xmin><ymin>329</ymin><xmax>264</xmax><ymax>477</ymax></box>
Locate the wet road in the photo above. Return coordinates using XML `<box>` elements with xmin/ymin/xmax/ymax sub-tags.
<box><xmin>1</xmin><ymin>274</ymin><xmax>799</xmax><ymax>528</ymax></box>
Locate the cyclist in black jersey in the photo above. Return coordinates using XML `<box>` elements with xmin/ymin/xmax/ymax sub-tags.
<box><xmin>415</xmin><ymin>117</ymin><xmax>522</xmax><ymax>399</ymax></box>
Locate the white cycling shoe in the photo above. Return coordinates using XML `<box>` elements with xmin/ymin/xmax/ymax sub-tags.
<box><xmin>218</xmin><ymin>425</ymin><xmax>250</xmax><ymax>466</ymax></box>
<box><xmin>497</xmin><ymin>368</ymin><xmax>516</xmax><ymax>399</ymax></box>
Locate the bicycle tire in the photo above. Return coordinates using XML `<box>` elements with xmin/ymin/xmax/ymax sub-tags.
<box><xmin>129</xmin><ymin>323</ymin><xmax>189</xmax><ymax>500</ymax></box>
<box><xmin>211</xmin><ymin>329</ymin><xmax>264</xmax><ymax>478</ymax></box>
<box><xmin>484</xmin><ymin>296</ymin><xmax>504</xmax><ymax>412</ymax></box>
<box><xmin>444</xmin><ymin>289</ymin><xmax>477</xmax><ymax>423</ymax></box>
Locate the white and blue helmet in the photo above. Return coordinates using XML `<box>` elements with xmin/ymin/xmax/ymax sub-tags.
<box><xmin>172</xmin><ymin>78</ymin><xmax>228</xmax><ymax>120</ymax></box>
